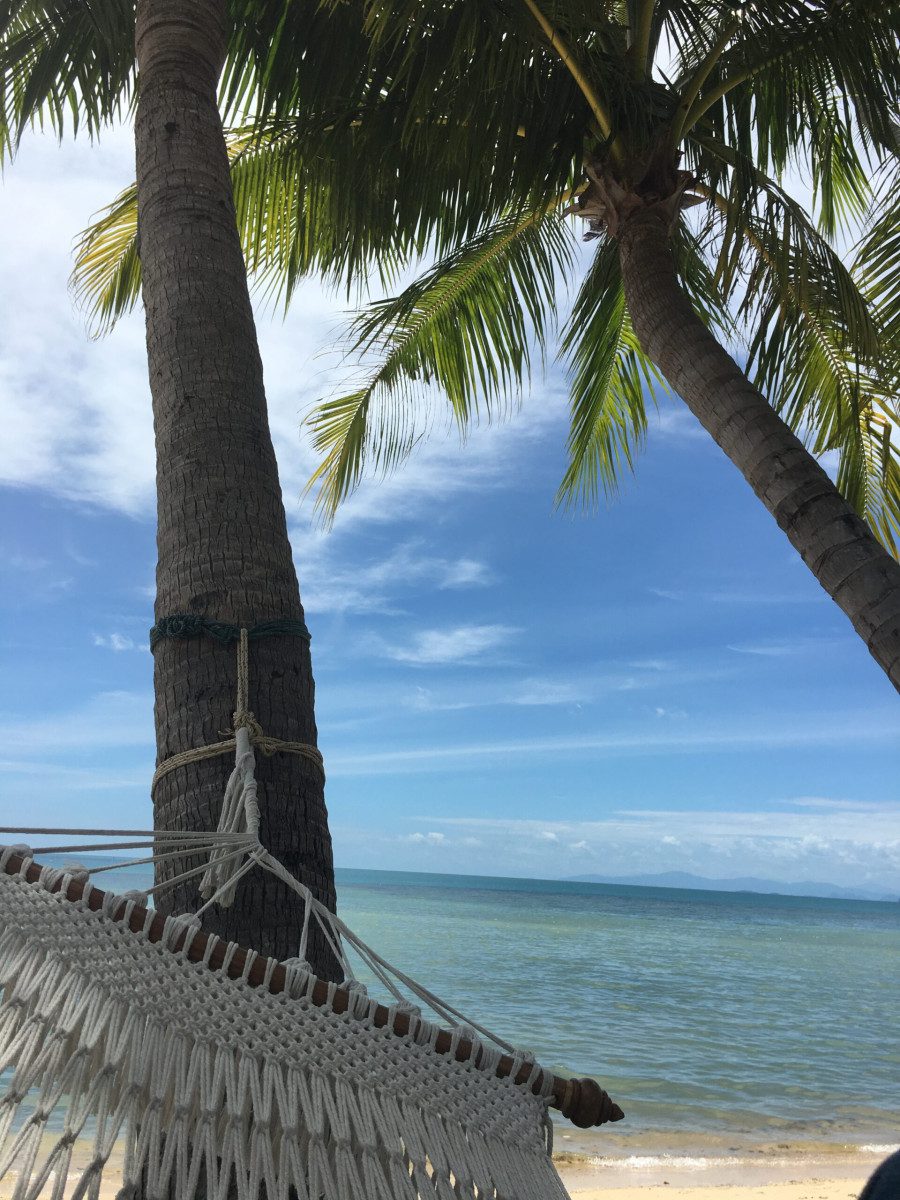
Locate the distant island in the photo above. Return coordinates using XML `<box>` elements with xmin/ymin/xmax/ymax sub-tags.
<box><xmin>567</xmin><ymin>870</ymin><xmax>898</xmax><ymax>903</ymax></box>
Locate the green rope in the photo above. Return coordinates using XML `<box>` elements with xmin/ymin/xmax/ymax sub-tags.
<box><xmin>150</xmin><ymin>614</ymin><xmax>311</xmax><ymax>650</ymax></box>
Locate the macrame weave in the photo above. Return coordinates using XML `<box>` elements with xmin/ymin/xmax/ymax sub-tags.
<box><xmin>0</xmin><ymin>860</ymin><xmax>569</xmax><ymax>1200</ymax></box>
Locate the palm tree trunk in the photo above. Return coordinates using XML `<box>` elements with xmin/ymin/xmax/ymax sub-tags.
<box><xmin>617</xmin><ymin>208</ymin><xmax>900</xmax><ymax>692</ymax></box>
<box><xmin>134</xmin><ymin>0</ymin><xmax>339</xmax><ymax>973</ymax></box>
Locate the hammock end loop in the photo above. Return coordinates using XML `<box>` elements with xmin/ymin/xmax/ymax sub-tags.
<box><xmin>556</xmin><ymin>1076</ymin><xmax>624</xmax><ymax>1128</ymax></box>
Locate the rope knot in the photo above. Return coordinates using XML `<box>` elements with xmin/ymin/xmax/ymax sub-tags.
<box><xmin>151</xmin><ymin>623</ymin><xmax>325</xmax><ymax>797</ymax></box>
<box><xmin>232</xmin><ymin>711</ymin><xmax>264</xmax><ymax>740</ymax></box>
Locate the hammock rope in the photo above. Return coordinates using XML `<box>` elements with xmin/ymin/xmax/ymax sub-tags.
<box><xmin>0</xmin><ymin>848</ymin><xmax>621</xmax><ymax>1200</ymax></box>
<box><xmin>0</xmin><ymin>629</ymin><xmax>623</xmax><ymax>1199</ymax></box>
<box><xmin>150</xmin><ymin>626</ymin><xmax>324</xmax><ymax>798</ymax></box>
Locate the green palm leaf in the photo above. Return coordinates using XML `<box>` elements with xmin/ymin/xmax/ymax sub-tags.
<box><xmin>0</xmin><ymin>0</ymin><xmax>134</xmax><ymax>155</ymax></box>
<box><xmin>70</xmin><ymin>180</ymin><xmax>138</xmax><ymax>335</ymax></box>
<box><xmin>304</xmin><ymin>207</ymin><xmax>577</xmax><ymax>519</ymax></box>
<box><xmin>854</xmin><ymin>166</ymin><xmax>900</xmax><ymax>382</ymax></box>
<box><xmin>835</xmin><ymin>401</ymin><xmax>900</xmax><ymax>557</ymax></box>
<box><xmin>846</xmin><ymin>165</ymin><xmax>900</xmax><ymax>552</ymax></box>
<box><xmin>694</xmin><ymin>166</ymin><xmax>898</xmax><ymax>550</ymax></box>
<box><xmin>677</xmin><ymin>0</ymin><xmax>900</xmax><ymax>168</ymax></box>
<box><xmin>556</xmin><ymin>236</ymin><xmax>659</xmax><ymax>508</ymax></box>
<box><xmin>14</xmin><ymin>0</ymin><xmax>900</xmax><ymax>558</ymax></box>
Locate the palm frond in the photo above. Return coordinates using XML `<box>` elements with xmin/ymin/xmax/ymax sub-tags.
<box><xmin>70</xmin><ymin>119</ymin><xmax>434</xmax><ymax>332</ymax></box>
<box><xmin>556</xmin><ymin>236</ymin><xmax>661</xmax><ymax>508</ymax></box>
<box><xmin>304</xmin><ymin>208</ymin><xmax>577</xmax><ymax>519</ymax></box>
<box><xmin>670</xmin><ymin>217</ymin><xmax>735</xmax><ymax>338</ymax></box>
<box><xmin>0</xmin><ymin>0</ymin><xmax>134</xmax><ymax>157</ymax></box>
<box><xmin>228</xmin><ymin>120</ymin><xmax>426</xmax><ymax>302</ymax></box>
<box><xmin>845</xmin><ymin>165</ymin><xmax>900</xmax><ymax>554</ymax></box>
<box><xmin>834</xmin><ymin>401</ymin><xmax>900</xmax><ymax>557</ymax></box>
<box><xmin>696</xmin><ymin>137</ymin><xmax>878</xmax><ymax>375</ymax></box>
<box><xmin>222</xmin><ymin>0</ymin><xmax>605</xmax><ymax>253</ymax></box>
<box><xmin>697</xmin><ymin>167</ymin><xmax>898</xmax><ymax>552</ymax></box>
<box><xmin>71</xmin><ymin>181</ymin><xmax>138</xmax><ymax>335</ymax></box>
<box><xmin>679</xmin><ymin>0</ymin><xmax>900</xmax><ymax>174</ymax></box>
<box><xmin>854</xmin><ymin>166</ymin><xmax>900</xmax><ymax>382</ymax></box>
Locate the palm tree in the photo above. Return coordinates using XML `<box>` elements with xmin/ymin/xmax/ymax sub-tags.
<box><xmin>0</xmin><ymin>0</ymin><xmax>366</xmax><ymax>973</ymax></box>
<box><xmin>71</xmin><ymin>0</ymin><xmax>900</xmax><ymax>690</ymax></box>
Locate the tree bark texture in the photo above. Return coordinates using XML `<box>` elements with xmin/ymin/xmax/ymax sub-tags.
<box><xmin>617</xmin><ymin>208</ymin><xmax>900</xmax><ymax>692</ymax></box>
<box><xmin>134</xmin><ymin>0</ymin><xmax>339</xmax><ymax>972</ymax></box>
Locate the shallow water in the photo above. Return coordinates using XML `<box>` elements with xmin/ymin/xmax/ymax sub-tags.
<box><xmin>332</xmin><ymin>869</ymin><xmax>900</xmax><ymax>1151</ymax></box>
<box><xmin>11</xmin><ymin>861</ymin><xmax>900</xmax><ymax>1152</ymax></box>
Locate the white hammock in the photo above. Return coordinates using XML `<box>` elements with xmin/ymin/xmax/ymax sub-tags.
<box><xmin>0</xmin><ymin>848</ymin><xmax>619</xmax><ymax>1200</ymax></box>
<box><xmin>0</xmin><ymin>631</ymin><xmax>620</xmax><ymax>1199</ymax></box>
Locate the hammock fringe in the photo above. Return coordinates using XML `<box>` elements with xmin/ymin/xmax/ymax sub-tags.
<box><xmin>0</xmin><ymin>857</ymin><xmax>579</xmax><ymax>1200</ymax></box>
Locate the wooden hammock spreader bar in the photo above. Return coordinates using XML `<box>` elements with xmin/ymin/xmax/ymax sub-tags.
<box><xmin>2</xmin><ymin>852</ymin><xmax>623</xmax><ymax>1130</ymax></box>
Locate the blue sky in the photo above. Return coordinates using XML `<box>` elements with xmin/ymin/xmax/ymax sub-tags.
<box><xmin>1</xmin><ymin>130</ymin><xmax>898</xmax><ymax>894</ymax></box>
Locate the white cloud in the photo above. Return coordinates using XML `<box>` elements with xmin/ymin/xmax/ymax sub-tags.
<box><xmin>3</xmin><ymin>552</ymin><xmax>50</xmax><ymax>571</ymax></box>
<box><xmin>0</xmin><ymin>691</ymin><xmax>156</xmax><ymax>827</ymax></box>
<box><xmin>428</xmin><ymin>806</ymin><xmax>900</xmax><ymax>848</ymax></box>
<box><xmin>711</xmin><ymin>591</ymin><xmax>823</xmax><ymax>606</ymax></box>
<box><xmin>0</xmin><ymin>132</ymin><xmax>155</xmax><ymax>514</ymax></box>
<box><xmin>728</xmin><ymin>641</ymin><xmax>796</xmax><ymax>657</ymax></box>
<box><xmin>0</xmin><ymin>759</ymin><xmax>149</xmax><ymax>792</ymax></box>
<box><xmin>439</xmin><ymin>558</ymin><xmax>494</xmax><ymax>588</ymax></box>
<box><xmin>319</xmin><ymin>660</ymin><xmax>726</xmax><ymax>721</ymax></box>
<box><xmin>93</xmin><ymin>632</ymin><xmax>138</xmax><ymax>652</ymax></box>
<box><xmin>0</xmin><ymin>130</ymin><xmax>568</xmax><ymax>530</ymax></box>
<box><xmin>0</xmin><ymin>691</ymin><xmax>154</xmax><ymax>753</ymax></box>
<box><xmin>295</xmin><ymin>385</ymin><xmax>566</xmax><ymax>537</ymax></box>
<box><xmin>404</xmin><ymin>831</ymin><xmax>446</xmax><ymax>845</ymax></box>
<box><xmin>357</xmin><ymin>675</ymin><xmax>592</xmax><ymax>715</ymax></box>
<box><xmin>324</xmin><ymin>709</ymin><xmax>898</xmax><ymax>775</ymax></box>
<box><xmin>650</xmin><ymin>585</ymin><xmax>824</xmax><ymax>608</ymax></box>
<box><xmin>726</xmin><ymin>637</ymin><xmax>835</xmax><ymax>656</ymax></box>
<box><xmin>511</xmin><ymin>679</ymin><xmax>589</xmax><ymax>706</ymax></box>
<box><xmin>654</xmin><ymin>405</ymin><xmax>707</xmax><ymax>440</ymax></box>
<box><xmin>293</xmin><ymin>537</ymin><xmax>495</xmax><ymax>615</ymax></box>
<box><xmin>409</xmin><ymin>805</ymin><xmax>900</xmax><ymax>891</ymax></box>
<box><xmin>786</xmin><ymin>797</ymin><xmax>899</xmax><ymax>812</ymax></box>
<box><xmin>377</xmin><ymin>623</ymin><xmax>520</xmax><ymax>665</ymax></box>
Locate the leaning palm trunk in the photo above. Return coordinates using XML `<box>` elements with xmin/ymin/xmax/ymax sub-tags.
<box><xmin>135</xmin><ymin>0</ymin><xmax>338</xmax><ymax>970</ymax></box>
<box><xmin>617</xmin><ymin>208</ymin><xmax>900</xmax><ymax>690</ymax></box>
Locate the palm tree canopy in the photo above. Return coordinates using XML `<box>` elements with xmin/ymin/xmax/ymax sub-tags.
<box><xmin>5</xmin><ymin>0</ymin><xmax>900</xmax><ymax>550</ymax></box>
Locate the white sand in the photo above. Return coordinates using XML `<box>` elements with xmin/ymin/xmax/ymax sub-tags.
<box><xmin>0</xmin><ymin>1169</ymin><xmax>871</xmax><ymax>1200</ymax></box>
<box><xmin>560</xmin><ymin>1183</ymin><xmax>864</xmax><ymax>1200</ymax></box>
<box><xmin>0</xmin><ymin>1139</ymin><xmax>884</xmax><ymax>1199</ymax></box>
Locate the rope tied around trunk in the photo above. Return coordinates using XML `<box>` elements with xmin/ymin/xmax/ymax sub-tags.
<box><xmin>149</xmin><ymin>613</ymin><xmax>311</xmax><ymax>650</ymax></box>
<box><xmin>152</xmin><ymin>629</ymin><xmax>323</xmax><ymax>907</ymax></box>
<box><xmin>151</xmin><ymin>627</ymin><xmax>324</xmax><ymax>795</ymax></box>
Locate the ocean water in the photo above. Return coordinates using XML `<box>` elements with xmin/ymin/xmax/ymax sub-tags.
<box><xmin>331</xmin><ymin>869</ymin><xmax>900</xmax><ymax>1154</ymax></box>
<box><xmin>10</xmin><ymin>861</ymin><xmax>900</xmax><ymax>1156</ymax></box>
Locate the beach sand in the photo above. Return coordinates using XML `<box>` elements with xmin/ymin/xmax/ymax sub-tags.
<box><xmin>0</xmin><ymin>1169</ymin><xmax>873</xmax><ymax>1200</ymax></box>
<box><xmin>0</xmin><ymin>1138</ymin><xmax>886</xmax><ymax>1199</ymax></box>
<box><xmin>560</xmin><ymin>1183</ymin><xmax>864</xmax><ymax>1200</ymax></box>
<box><xmin>556</xmin><ymin>1152</ymin><xmax>873</xmax><ymax>1190</ymax></box>
<box><xmin>554</xmin><ymin>1142</ymin><xmax>882</xmax><ymax>1198</ymax></box>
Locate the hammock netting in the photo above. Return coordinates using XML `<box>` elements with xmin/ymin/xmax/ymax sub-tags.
<box><xmin>0</xmin><ymin>851</ymin><xmax>618</xmax><ymax>1200</ymax></box>
<box><xmin>0</xmin><ymin>627</ymin><xmax>621</xmax><ymax>1199</ymax></box>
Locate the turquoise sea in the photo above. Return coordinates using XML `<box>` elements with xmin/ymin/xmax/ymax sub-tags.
<box><xmin>329</xmin><ymin>869</ymin><xmax>900</xmax><ymax>1156</ymax></box>
<box><xmin>14</xmin><ymin>861</ymin><xmax>900</xmax><ymax>1159</ymax></box>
